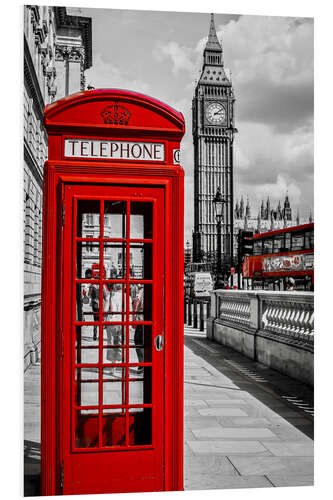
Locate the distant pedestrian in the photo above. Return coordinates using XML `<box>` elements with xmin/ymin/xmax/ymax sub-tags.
<box><xmin>133</xmin><ymin>286</ymin><xmax>144</xmax><ymax>373</ymax></box>
<box><xmin>106</xmin><ymin>285</ymin><xmax>132</xmax><ymax>371</ymax></box>
<box><xmin>88</xmin><ymin>271</ymin><xmax>110</xmax><ymax>341</ymax></box>
<box><xmin>286</xmin><ymin>277</ymin><xmax>296</xmax><ymax>291</ymax></box>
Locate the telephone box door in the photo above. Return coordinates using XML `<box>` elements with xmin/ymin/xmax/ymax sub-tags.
<box><xmin>61</xmin><ymin>183</ymin><xmax>165</xmax><ymax>495</ymax></box>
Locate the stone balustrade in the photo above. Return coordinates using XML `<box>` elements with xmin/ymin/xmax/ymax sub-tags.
<box><xmin>207</xmin><ymin>290</ymin><xmax>314</xmax><ymax>386</ymax></box>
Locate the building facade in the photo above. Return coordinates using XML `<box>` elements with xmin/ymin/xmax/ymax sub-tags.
<box><xmin>23</xmin><ymin>5</ymin><xmax>92</xmax><ymax>369</ymax></box>
<box><xmin>192</xmin><ymin>14</ymin><xmax>236</xmax><ymax>271</ymax></box>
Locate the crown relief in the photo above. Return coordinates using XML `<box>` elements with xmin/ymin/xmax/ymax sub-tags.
<box><xmin>100</xmin><ymin>102</ymin><xmax>131</xmax><ymax>125</ymax></box>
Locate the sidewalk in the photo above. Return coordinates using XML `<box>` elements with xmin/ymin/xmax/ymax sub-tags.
<box><xmin>183</xmin><ymin>325</ymin><xmax>314</xmax><ymax>490</ymax></box>
<box><xmin>24</xmin><ymin>362</ymin><xmax>41</xmax><ymax>496</ymax></box>
<box><xmin>24</xmin><ymin>327</ymin><xmax>314</xmax><ymax>495</ymax></box>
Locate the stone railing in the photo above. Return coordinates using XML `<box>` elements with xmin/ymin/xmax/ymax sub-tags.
<box><xmin>211</xmin><ymin>290</ymin><xmax>314</xmax><ymax>347</ymax></box>
<box><xmin>219</xmin><ymin>294</ymin><xmax>251</xmax><ymax>328</ymax></box>
<box><xmin>207</xmin><ymin>290</ymin><xmax>314</xmax><ymax>386</ymax></box>
<box><xmin>259</xmin><ymin>293</ymin><xmax>314</xmax><ymax>345</ymax></box>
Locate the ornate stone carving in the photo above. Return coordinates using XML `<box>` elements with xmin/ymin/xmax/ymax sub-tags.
<box><xmin>55</xmin><ymin>44</ymin><xmax>84</xmax><ymax>63</ymax></box>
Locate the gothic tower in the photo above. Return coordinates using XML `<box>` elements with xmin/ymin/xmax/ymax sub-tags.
<box><xmin>192</xmin><ymin>14</ymin><xmax>236</xmax><ymax>266</ymax></box>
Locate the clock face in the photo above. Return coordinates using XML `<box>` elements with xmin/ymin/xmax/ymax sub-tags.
<box><xmin>206</xmin><ymin>102</ymin><xmax>226</xmax><ymax>124</ymax></box>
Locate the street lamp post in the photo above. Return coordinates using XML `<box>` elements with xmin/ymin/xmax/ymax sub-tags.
<box><xmin>213</xmin><ymin>187</ymin><xmax>225</xmax><ymax>290</ymax></box>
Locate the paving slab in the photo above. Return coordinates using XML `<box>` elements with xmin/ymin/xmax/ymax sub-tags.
<box><xmin>192</xmin><ymin>427</ymin><xmax>277</xmax><ymax>440</ymax></box>
<box><xmin>198</xmin><ymin>408</ymin><xmax>248</xmax><ymax>417</ymax></box>
<box><xmin>187</xmin><ymin>440</ymin><xmax>270</xmax><ymax>455</ymax></box>
<box><xmin>184</xmin><ymin>474</ymin><xmax>274</xmax><ymax>490</ymax></box>
<box><xmin>266</xmin><ymin>474</ymin><xmax>314</xmax><ymax>487</ymax></box>
<box><xmin>261</xmin><ymin>441</ymin><xmax>314</xmax><ymax>457</ymax></box>
<box><xmin>227</xmin><ymin>455</ymin><xmax>314</xmax><ymax>476</ymax></box>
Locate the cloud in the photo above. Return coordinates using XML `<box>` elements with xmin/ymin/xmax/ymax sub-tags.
<box><xmin>153</xmin><ymin>41</ymin><xmax>196</xmax><ymax>74</ymax></box>
<box><xmin>217</xmin><ymin>16</ymin><xmax>314</xmax><ymax>132</ymax></box>
<box><xmin>85</xmin><ymin>53</ymin><xmax>152</xmax><ymax>95</ymax></box>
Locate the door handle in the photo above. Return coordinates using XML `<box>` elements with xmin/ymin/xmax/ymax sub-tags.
<box><xmin>155</xmin><ymin>334</ymin><xmax>163</xmax><ymax>351</ymax></box>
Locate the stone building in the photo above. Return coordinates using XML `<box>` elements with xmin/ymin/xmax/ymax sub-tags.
<box><xmin>23</xmin><ymin>5</ymin><xmax>92</xmax><ymax>369</ymax></box>
<box><xmin>192</xmin><ymin>14</ymin><xmax>236</xmax><ymax>269</ymax></box>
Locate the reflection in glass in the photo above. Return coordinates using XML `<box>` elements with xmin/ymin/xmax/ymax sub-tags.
<box><xmin>130</xmin><ymin>284</ymin><xmax>152</xmax><ymax>322</ymax></box>
<box><xmin>102</xmin><ymin>413</ymin><xmax>126</xmax><ymax>446</ymax></box>
<box><xmin>75</xmin><ymin>410</ymin><xmax>99</xmax><ymax>448</ymax></box>
<box><xmin>129</xmin><ymin>326</ymin><xmax>152</xmax><ymax>363</ymax></box>
<box><xmin>104</xmin><ymin>243</ymin><xmax>126</xmax><ymax>279</ymax></box>
<box><xmin>130</xmin><ymin>243</ymin><xmax>152</xmax><ymax>279</ymax></box>
<box><xmin>129</xmin><ymin>368</ymin><xmax>152</xmax><ymax>405</ymax></box>
<box><xmin>130</xmin><ymin>202</ymin><xmax>153</xmax><ymax>239</ymax></box>
<box><xmin>75</xmin><ymin>368</ymin><xmax>99</xmax><ymax>406</ymax></box>
<box><xmin>77</xmin><ymin>200</ymin><xmax>100</xmax><ymax>238</ymax></box>
<box><xmin>103</xmin><ymin>368</ymin><xmax>124</xmax><ymax>406</ymax></box>
<box><xmin>104</xmin><ymin>201</ymin><xmax>127</xmax><ymax>238</ymax></box>
<box><xmin>76</xmin><ymin>242</ymin><xmax>100</xmax><ymax>279</ymax></box>
<box><xmin>129</xmin><ymin>408</ymin><xmax>152</xmax><ymax>446</ymax></box>
<box><xmin>105</xmin><ymin>285</ymin><xmax>131</xmax><ymax>323</ymax></box>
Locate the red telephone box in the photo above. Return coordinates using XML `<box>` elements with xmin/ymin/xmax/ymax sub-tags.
<box><xmin>41</xmin><ymin>89</ymin><xmax>185</xmax><ymax>495</ymax></box>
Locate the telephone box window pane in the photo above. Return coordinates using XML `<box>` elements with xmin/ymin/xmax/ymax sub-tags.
<box><xmin>103</xmin><ymin>346</ymin><xmax>125</xmax><ymax>364</ymax></box>
<box><xmin>130</xmin><ymin>202</ymin><xmax>153</xmax><ymax>239</ymax></box>
<box><xmin>130</xmin><ymin>243</ymin><xmax>152</xmax><ymax>279</ymax></box>
<box><xmin>76</xmin><ymin>283</ymin><xmax>101</xmax><ymax>323</ymax></box>
<box><xmin>76</xmin><ymin>242</ymin><xmax>100</xmax><ymax>279</ymax></box>
<box><xmin>80</xmin><ymin>282</ymin><xmax>110</xmax><ymax>325</ymax></box>
<box><xmin>75</xmin><ymin>368</ymin><xmax>99</xmax><ymax>407</ymax></box>
<box><xmin>77</xmin><ymin>200</ymin><xmax>100</xmax><ymax>238</ymax></box>
<box><xmin>104</xmin><ymin>201</ymin><xmax>127</xmax><ymax>238</ymax></box>
<box><xmin>75</xmin><ymin>325</ymin><xmax>99</xmax><ymax>352</ymax></box>
<box><xmin>129</xmin><ymin>325</ymin><xmax>152</xmax><ymax>363</ymax></box>
<box><xmin>130</xmin><ymin>284</ymin><xmax>152</xmax><ymax>322</ymax></box>
<box><xmin>105</xmin><ymin>285</ymin><xmax>128</xmax><ymax>322</ymax></box>
<box><xmin>76</xmin><ymin>346</ymin><xmax>99</xmax><ymax>364</ymax></box>
<box><xmin>129</xmin><ymin>367</ymin><xmax>152</xmax><ymax>405</ymax></box>
<box><xmin>75</xmin><ymin>410</ymin><xmax>99</xmax><ymax>449</ymax></box>
<box><xmin>103</xmin><ymin>368</ymin><xmax>125</xmax><ymax>406</ymax></box>
<box><xmin>129</xmin><ymin>408</ymin><xmax>152</xmax><ymax>446</ymax></box>
<box><xmin>103</xmin><ymin>323</ymin><xmax>125</xmax><ymax>348</ymax></box>
<box><xmin>102</xmin><ymin>413</ymin><xmax>126</xmax><ymax>447</ymax></box>
<box><xmin>103</xmin><ymin>243</ymin><xmax>126</xmax><ymax>279</ymax></box>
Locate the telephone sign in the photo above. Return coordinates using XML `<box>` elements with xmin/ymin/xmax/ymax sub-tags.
<box><xmin>41</xmin><ymin>89</ymin><xmax>185</xmax><ymax>496</ymax></box>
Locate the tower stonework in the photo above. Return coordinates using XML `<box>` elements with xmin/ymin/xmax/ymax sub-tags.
<box><xmin>192</xmin><ymin>14</ymin><xmax>235</xmax><ymax>267</ymax></box>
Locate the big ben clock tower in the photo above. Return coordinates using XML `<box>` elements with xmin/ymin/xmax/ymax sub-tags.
<box><xmin>192</xmin><ymin>13</ymin><xmax>236</xmax><ymax>271</ymax></box>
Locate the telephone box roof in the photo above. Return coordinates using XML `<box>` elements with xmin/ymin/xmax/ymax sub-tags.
<box><xmin>44</xmin><ymin>88</ymin><xmax>185</xmax><ymax>134</ymax></box>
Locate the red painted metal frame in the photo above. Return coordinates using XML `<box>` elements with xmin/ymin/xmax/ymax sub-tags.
<box><xmin>41</xmin><ymin>90</ymin><xmax>185</xmax><ymax>495</ymax></box>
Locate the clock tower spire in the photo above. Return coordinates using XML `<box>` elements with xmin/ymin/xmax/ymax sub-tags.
<box><xmin>192</xmin><ymin>14</ymin><xmax>236</xmax><ymax>275</ymax></box>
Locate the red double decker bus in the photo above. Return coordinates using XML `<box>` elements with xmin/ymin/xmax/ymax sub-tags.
<box><xmin>242</xmin><ymin>223</ymin><xmax>314</xmax><ymax>291</ymax></box>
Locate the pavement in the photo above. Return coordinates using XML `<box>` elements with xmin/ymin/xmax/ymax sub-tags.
<box><xmin>183</xmin><ymin>324</ymin><xmax>314</xmax><ymax>490</ymax></box>
<box><xmin>24</xmin><ymin>325</ymin><xmax>314</xmax><ymax>495</ymax></box>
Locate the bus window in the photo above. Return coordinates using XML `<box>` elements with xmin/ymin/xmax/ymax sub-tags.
<box><xmin>273</xmin><ymin>234</ymin><xmax>284</xmax><ymax>253</ymax></box>
<box><xmin>253</xmin><ymin>240</ymin><xmax>262</xmax><ymax>255</ymax></box>
<box><xmin>305</xmin><ymin>231</ymin><xmax>312</xmax><ymax>250</ymax></box>
<box><xmin>285</xmin><ymin>232</ymin><xmax>291</xmax><ymax>251</ymax></box>
<box><xmin>292</xmin><ymin>232</ymin><xmax>304</xmax><ymax>251</ymax></box>
<box><xmin>263</xmin><ymin>238</ymin><xmax>273</xmax><ymax>254</ymax></box>
<box><xmin>310</xmin><ymin>230</ymin><xmax>314</xmax><ymax>249</ymax></box>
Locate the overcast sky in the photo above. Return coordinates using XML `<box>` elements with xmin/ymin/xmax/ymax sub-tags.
<box><xmin>75</xmin><ymin>7</ymin><xmax>314</xmax><ymax>243</ymax></box>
